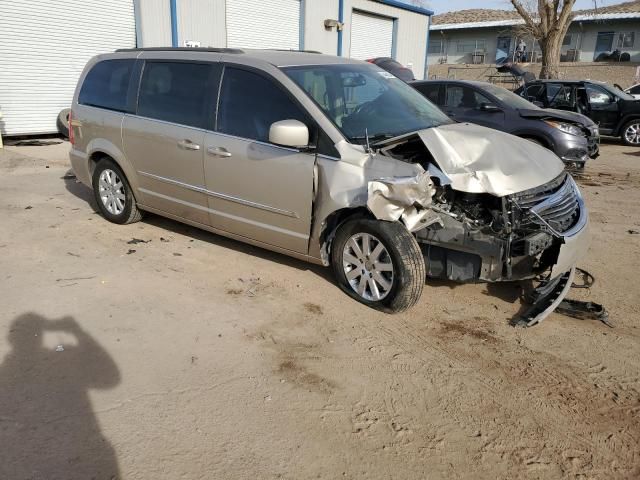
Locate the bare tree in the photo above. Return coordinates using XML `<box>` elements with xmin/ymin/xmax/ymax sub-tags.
<box><xmin>510</xmin><ymin>0</ymin><xmax>598</xmax><ymax>79</ymax></box>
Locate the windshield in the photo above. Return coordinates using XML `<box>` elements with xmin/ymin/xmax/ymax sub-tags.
<box><xmin>282</xmin><ymin>64</ymin><xmax>451</xmax><ymax>144</ymax></box>
<box><xmin>480</xmin><ymin>83</ymin><xmax>540</xmax><ymax>110</ymax></box>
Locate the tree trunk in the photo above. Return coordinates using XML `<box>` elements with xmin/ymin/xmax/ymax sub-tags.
<box><xmin>539</xmin><ymin>32</ymin><xmax>563</xmax><ymax>79</ymax></box>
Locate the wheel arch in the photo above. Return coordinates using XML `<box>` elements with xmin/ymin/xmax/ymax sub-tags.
<box><xmin>86</xmin><ymin>139</ymin><xmax>139</xmax><ymax>198</ymax></box>
<box><xmin>615</xmin><ymin>115</ymin><xmax>640</xmax><ymax>136</ymax></box>
<box><xmin>318</xmin><ymin>206</ymin><xmax>373</xmax><ymax>266</ymax></box>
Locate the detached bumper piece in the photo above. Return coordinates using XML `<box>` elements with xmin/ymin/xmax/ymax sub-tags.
<box><xmin>555</xmin><ymin>299</ymin><xmax>612</xmax><ymax>328</ymax></box>
<box><xmin>512</xmin><ymin>268</ymin><xmax>575</xmax><ymax>327</ymax></box>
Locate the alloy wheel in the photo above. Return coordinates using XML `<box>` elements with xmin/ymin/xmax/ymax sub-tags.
<box><xmin>624</xmin><ymin>122</ymin><xmax>640</xmax><ymax>145</ymax></box>
<box><xmin>98</xmin><ymin>169</ymin><xmax>126</xmax><ymax>215</ymax></box>
<box><xmin>342</xmin><ymin>232</ymin><xmax>394</xmax><ymax>301</ymax></box>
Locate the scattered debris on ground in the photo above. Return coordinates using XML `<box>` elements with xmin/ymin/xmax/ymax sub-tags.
<box><xmin>127</xmin><ymin>238</ymin><xmax>150</xmax><ymax>245</ymax></box>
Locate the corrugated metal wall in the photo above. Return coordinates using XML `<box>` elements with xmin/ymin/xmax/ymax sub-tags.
<box><xmin>0</xmin><ymin>0</ymin><xmax>136</xmax><ymax>135</ymax></box>
<box><xmin>135</xmin><ymin>0</ymin><xmax>172</xmax><ymax>47</ymax></box>
<box><xmin>226</xmin><ymin>0</ymin><xmax>301</xmax><ymax>49</ymax></box>
<box><xmin>350</xmin><ymin>11</ymin><xmax>395</xmax><ymax>60</ymax></box>
<box><xmin>178</xmin><ymin>0</ymin><xmax>226</xmax><ymax>48</ymax></box>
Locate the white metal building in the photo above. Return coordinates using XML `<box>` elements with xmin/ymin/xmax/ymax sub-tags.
<box><xmin>0</xmin><ymin>0</ymin><xmax>432</xmax><ymax>136</ymax></box>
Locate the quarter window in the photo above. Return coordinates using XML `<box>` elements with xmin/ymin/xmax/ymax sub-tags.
<box><xmin>78</xmin><ymin>59</ymin><xmax>134</xmax><ymax>112</ymax></box>
<box><xmin>217</xmin><ymin>67</ymin><xmax>308</xmax><ymax>143</ymax></box>
<box><xmin>137</xmin><ymin>61</ymin><xmax>218</xmax><ymax>129</ymax></box>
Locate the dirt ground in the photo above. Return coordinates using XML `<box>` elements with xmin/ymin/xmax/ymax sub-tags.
<box><xmin>0</xmin><ymin>138</ymin><xmax>639</xmax><ymax>480</ymax></box>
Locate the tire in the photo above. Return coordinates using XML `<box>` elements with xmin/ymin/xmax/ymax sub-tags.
<box><xmin>331</xmin><ymin>218</ymin><xmax>425</xmax><ymax>313</ymax></box>
<box><xmin>92</xmin><ymin>158</ymin><xmax>142</xmax><ymax>225</ymax></box>
<box><xmin>621</xmin><ymin>120</ymin><xmax>640</xmax><ymax>146</ymax></box>
<box><xmin>56</xmin><ymin>108</ymin><xmax>71</xmax><ymax>138</ymax></box>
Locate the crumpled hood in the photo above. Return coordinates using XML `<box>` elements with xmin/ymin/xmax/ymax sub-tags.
<box><xmin>418</xmin><ymin>123</ymin><xmax>565</xmax><ymax>196</ymax></box>
<box><xmin>518</xmin><ymin>107</ymin><xmax>596</xmax><ymax>127</ymax></box>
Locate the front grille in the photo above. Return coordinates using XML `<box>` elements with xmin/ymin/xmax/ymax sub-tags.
<box><xmin>513</xmin><ymin>173</ymin><xmax>581</xmax><ymax>234</ymax></box>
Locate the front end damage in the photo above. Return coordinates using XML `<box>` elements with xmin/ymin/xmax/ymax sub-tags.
<box><xmin>363</xmin><ymin>123</ymin><xmax>591</xmax><ymax>325</ymax></box>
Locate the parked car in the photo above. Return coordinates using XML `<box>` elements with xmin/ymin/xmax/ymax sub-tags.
<box><xmin>411</xmin><ymin>79</ymin><xmax>599</xmax><ymax>167</ymax></box>
<box><xmin>624</xmin><ymin>83</ymin><xmax>640</xmax><ymax>100</ymax></box>
<box><xmin>69</xmin><ymin>48</ymin><xmax>589</xmax><ymax>322</ymax></box>
<box><xmin>367</xmin><ymin>57</ymin><xmax>415</xmax><ymax>82</ymax></box>
<box><xmin>514</xmin><ymin>79</ymin><xmax>640</xmax><ymax>146</ymax></box>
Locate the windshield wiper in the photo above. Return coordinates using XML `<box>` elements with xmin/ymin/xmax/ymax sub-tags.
<box><xmin>350</xmin><ymin>133</ymin><xmax>396</xmax><ymax>144</ymax></box>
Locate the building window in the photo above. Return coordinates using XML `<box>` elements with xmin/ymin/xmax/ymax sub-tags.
<box><xmin>562</xmin><ymin>34</ymin><xmax>573</xmax><ymax>46</ymax></box>
<box><xmin>617</xmin><ymin>32</ymin><xmax>635</xmax><ymax>48</ymax></box>
<box><xmin>457</xmin><ymin>39</ymin><xmax>486</xmax><ymax>53</ymax></box>
<box><xmin>428</xmin><ymin>39</ymin><xmax>442</xmax><ymax>54</ymax></box>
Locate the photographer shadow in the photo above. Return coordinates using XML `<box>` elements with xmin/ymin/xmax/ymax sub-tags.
<box><xmin>0</xmin><ymin>313</ymin><xmax>121</xmax><ymax>480</ymax></box>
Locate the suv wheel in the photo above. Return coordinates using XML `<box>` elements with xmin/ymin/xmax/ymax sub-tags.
<box><xmin>92</xmin><ymin>158</ymin><xmax>142</xmax><ymax>224</ymax></box>
<box><xmin>622</xmin><ymin>120</ymin><xmax>640</xmax><ymax>146</ymax></box>
<box><xmin>331</xmin><ymin>218</ymin><xmax>425</xmax><ymax>313</ymax></box>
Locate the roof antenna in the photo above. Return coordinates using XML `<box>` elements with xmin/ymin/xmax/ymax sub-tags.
<box><xmin>364</xmin><ymin>127</ymin><xmax>371</xmax><ymax>153</ymax></box>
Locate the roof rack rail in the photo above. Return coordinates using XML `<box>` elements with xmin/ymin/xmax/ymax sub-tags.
<box><xmin>267</xmin><ymin>49</ymin><xmax>322</xmax><ymax>54</ymax></box>
<box><xmin>115</xmin><ymin>47</ymin><xmax>244</xmax><ymax>54</ymax></box>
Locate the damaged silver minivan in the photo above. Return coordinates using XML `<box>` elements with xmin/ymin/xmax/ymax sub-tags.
<box><xmin>69</xmin><ymin>49</ymin><xmax>589</xmax><ymax>322</ymax></box>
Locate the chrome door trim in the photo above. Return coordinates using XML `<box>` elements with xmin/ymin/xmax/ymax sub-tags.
<box><xmin>138</xmin><ymin>188</ymin><xmax>308</xmax><ymax>240</ymax></box>
<box><xmin>138</xmin><ymin>170</ymin><xmax>300</xmax><ymax>218</ymax></box>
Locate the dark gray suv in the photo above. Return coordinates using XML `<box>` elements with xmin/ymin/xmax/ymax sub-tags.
<box><xmin>411</xmin><ymin>80</ymin><xmax>600</xmax><ymax>167</ymax></box>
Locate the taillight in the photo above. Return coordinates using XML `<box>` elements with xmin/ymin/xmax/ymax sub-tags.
<box><xmin>68</xmin><ymin>109</ymin><xmax>74</xmax><ymax>145</ymax></box>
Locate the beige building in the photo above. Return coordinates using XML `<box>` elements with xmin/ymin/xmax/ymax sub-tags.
<box><xmin>135</xmin><ymin>0</ymin><xmax>432</xmax><ymax>78</ymax></box>
<box><xmin>0</xmin><ymin>0</ymin><xmax>432</xmax><ymax>136</ymax></box>
<box><xmin>428</xmin><ymin>0</ymin><xmax>640</xmax><ymax>67</ymax></box>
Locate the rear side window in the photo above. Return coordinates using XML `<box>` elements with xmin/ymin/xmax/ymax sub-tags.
<box><xmin>137</xmin><ymin>61</ymin><xmax>219</xmax><ymax>129</ymax></box>
<box><xmin>217</xmin><ymin>67</ymin><xmax>308</xmax><ymax>143</ymax></box>
<box><xmin>414</xmin><ymin>83</ymin><xmax>442</xmax><ymax>105</ymax></box>
<box><xmin>79</xmin><ymin>59</ymin><xmax>134</xmax><ymax>112</ymax></box>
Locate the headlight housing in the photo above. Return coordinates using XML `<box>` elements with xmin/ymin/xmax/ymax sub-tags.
<box><xmin>544</xmin><ymin>120</ymin><xmax>584</xmax><ymax>137</ymax></box>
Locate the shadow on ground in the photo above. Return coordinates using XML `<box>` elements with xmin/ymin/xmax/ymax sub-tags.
<box><xmin>0</xmin><ymin>313</ymin><xmax>121</xmax><ymax>480</ymax></box>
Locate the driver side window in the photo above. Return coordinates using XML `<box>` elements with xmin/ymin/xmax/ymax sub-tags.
<box><xmin>217</xmin><ymin>67</ymin><xmax>308</xmax><ymax>143</ymax></box>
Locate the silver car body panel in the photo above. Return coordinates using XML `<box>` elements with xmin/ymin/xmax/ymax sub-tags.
<box><xmin>417</xmin><ymin>123</ymin><xmax>565</xmax><ymax>196</ymax></box>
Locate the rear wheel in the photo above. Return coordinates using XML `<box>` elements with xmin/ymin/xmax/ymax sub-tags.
<box><xmin>621</xmin><ymin>120</ymin><xmax>640</xmax><ymax>146</ymax></box>
<box><xmin>331</xmin><ymin>219</ymin><xmax>425</xmax><ymax>313</ymax></box>
<box><xmin>92</xmin><ymin>158</ymin><xmax>142</xmax><ymax>224</ymax></box>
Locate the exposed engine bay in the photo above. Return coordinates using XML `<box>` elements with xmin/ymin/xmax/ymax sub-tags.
<box><xmin>369</xmin><ymin>126</ymin><xmax>588</xmax><ymax>286</ymax></box>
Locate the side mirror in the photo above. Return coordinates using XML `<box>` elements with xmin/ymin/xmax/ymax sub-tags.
<box><xmin>479</xmin><ymin>102</ymin><xmax>500</xmax><ymax>112</ymax></box>
<box><xmin>532</xmin><ymin>100</ymin><xmax>545</xmax><ymax>108</ymax></box>
<box><xmin>269</xmin><ymin>119</ymin><xmax>309</xmax><ymax>149</ymax></box>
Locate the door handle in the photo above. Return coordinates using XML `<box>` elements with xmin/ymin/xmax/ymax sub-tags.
<box><xmin>206</xmin><ymin>146</ymin><xmax>232</xmax><ymax>158</ymax></box>
<box><xmin>177</xmin><ymin>139</ymin><xmax>201</xmax><ymax>151</ymax></box>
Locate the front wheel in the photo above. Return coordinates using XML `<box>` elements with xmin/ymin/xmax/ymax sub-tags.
<box><xmin>621</xmin><ymin>120</ymin><xmax>640</xmax><ymax>146</ymax></box>
<box><xmin>331</xmin><ymin>219</ymin><xmax>425</xmax><ymax>313</ymax></box>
